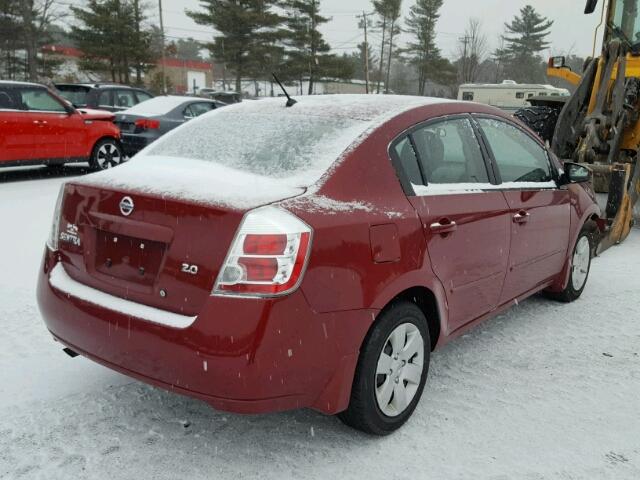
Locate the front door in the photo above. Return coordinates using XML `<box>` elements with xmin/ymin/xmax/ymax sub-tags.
<box><xmin>18</xmin><ymin>86</ymin><xmax>70</xmax><ymax>162</ymax></box>
<box><xmin>475</xmin><ymin>117</ymin><xmax>571</xmax><ymax>302</ymax></box>
<box><xmin>392</xmin><ymin>116</ymin><xmax>511</xmax><ymax>334</ymax></box>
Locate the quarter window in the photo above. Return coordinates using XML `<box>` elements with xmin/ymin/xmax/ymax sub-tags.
<box><xmin>116</xmin><ymin>90</ymin><xmax>136</xmax><ymax>108</ymax></box>
<box><xmin>135</xmin><ymin>91</ymin><xmax>153</xmax><ymax>103</ymax></box>
<box><xmin>412</xmin><ymin>118</ymin><xmax>489</xmax><ymax>185</ymax></box>
<box><xmin>477</xmin><ymin>118</ymin><xmax>553</xmax><ymax>183</ymax></box>
<box><xmin>393</xmin><ymin>137</ymin><xmax>422</xmax><ymax>185</ymax></box>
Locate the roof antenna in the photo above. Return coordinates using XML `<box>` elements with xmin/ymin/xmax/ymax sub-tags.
<box><xmin>272</xmin><ymin>73</ymin><xmax>297</xmax><ymax>107</ymax></box>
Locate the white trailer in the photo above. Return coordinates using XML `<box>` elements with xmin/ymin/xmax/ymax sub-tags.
<box><xmin>457</xmin><ymin>80</ymin><xmax>570</xmax><ymax>112</ymax></box>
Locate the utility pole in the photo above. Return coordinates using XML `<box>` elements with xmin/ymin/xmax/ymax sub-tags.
<box><xmin>357</xmin><ymin>11</ymin><xmax>372</xmax><ymax>94</ymax></box>
<box><xmin>459</xmin><ymin>35</ymin><xmax>470</xmax><ymax>84</ymax></box>
<box><xmin>158</xmin><ymin>0</ymin><xmax>167</xmax><ymax>94</ymax></box>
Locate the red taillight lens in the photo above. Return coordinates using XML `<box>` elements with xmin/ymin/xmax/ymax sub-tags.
<box><xmin>243</xmin><ymin>234</ymin><xmax>288</xmax><ymax>255</ymax></box>
<box><xmin>213</xmin><ymin>207</ymin><xmax>312</xmax><ymax>297</ymax></box>
<box><xmin>135</xmin><ymin>118</ymin><xmax>160</xmax><ymax>130</ymax></box>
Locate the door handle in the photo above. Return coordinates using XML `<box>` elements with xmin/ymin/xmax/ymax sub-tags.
<box><xmin>513</xmin><ymin>211</ymin><xmax>530</xmax><ymax>224</ymax></box>
<box><xmin>430</xmin><ymin>219</ymin><xmax>457</xmax><ymax>235</ymax></box>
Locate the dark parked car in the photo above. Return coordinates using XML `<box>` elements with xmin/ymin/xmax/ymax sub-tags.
<box><xmin>113</xmin><ymin>95</ymin><xmax>224</xmax><ymax>157</ymax></box>
<box><xmin>0</xmin><ymin>80</ymin><xmax>123</xmax><ymax>170</ymax></box>
<box><xmin>55</xmin><ymin>83</ymin><xmax>153</xmax><ymax>113</ymax></box>
<box><xmin>38</xmin><ymin>95</ymin><xmax>601</xmax><ymax>436</ymax></box>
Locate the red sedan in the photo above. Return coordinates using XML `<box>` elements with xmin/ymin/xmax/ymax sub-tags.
<box><xmin>0</xmin><ymin>81</ymin><xmax>123</xmax><ymax>170</ymax></box>
<box><xmin>37</xmin><ymin>95</ymin><xmax>601</xmax><ymax>435</ymax></box>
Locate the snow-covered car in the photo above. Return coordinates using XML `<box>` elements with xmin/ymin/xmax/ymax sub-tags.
<box><xmin>37</xmin><ymin>95</ymin><xmax>602</xmax><ymax>435</ymax></box>
<box><xmin>113</xmin><ymin>96</ymin><xmax>225</xmax><ymax>157</ymax></box>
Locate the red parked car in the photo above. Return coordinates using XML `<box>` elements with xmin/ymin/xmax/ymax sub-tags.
<box><xmin>37</xmin><ymin>95</ymin><xmax>601</xmax><ymax>435</ymax></box>
<box><xmin>0</xmin><ymin>81</ymin><xmax>123</xmax><ymax>170</ymax></box>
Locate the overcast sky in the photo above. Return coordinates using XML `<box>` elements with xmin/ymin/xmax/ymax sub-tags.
<box><xmin>74</xmin><ymin>0</ymin><xmax>605</xmax><ymax>59</ymax></box>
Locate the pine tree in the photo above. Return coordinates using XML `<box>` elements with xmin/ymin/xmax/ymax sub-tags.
<box><xmin>283</xmin><ymin>0</ymin><xmax>342</xmax><ymax>94</ymax></box>
<box><xmin>501</xmin><ymin>5</ymin><xmax>553</xmax><ymax>82</ymax></box>
<box><xmin>372</xmin><ymin>0</ymin><xmax>401</xmax><ymax>93</ymax></box>
<box><xmin>0</xmin><ymin>0</ymin><xmax>23</xmax><ymax>79</ymax></box>
<box><xmin>0</xmin><ymin>0</ymin><xmax>62</xmax><ymax>81</ymax></box>
<box><xmin>404</xmin><ymin>0</ymin><xmax>444</xmax><ymax>96</ymax></box>
<box><xmin>187</xmin><ymin>0</ymin><xmax>282</xmax><ymax>94</ymax></box>
<box><xmin>71</xmin><ymin>0</ymin><xmax>154</xmax><ymax>84</ymax></box>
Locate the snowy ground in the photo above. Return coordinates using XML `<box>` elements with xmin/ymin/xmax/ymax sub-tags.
<box><xmin>1</xmin><ymin>166</ymin><xmax>639</xmax><ymax>480</ymax></box>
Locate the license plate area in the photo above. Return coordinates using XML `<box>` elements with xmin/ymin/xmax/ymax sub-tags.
<box><xmin>94</xmin><ymin>229</ymin><xmax>166</xmax><ymax>286</ymax></box>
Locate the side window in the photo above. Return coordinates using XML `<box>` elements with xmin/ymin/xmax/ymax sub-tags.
<box><xmin>477</xmin><ymin>118</ymin><xmax>553</xmax><ymax>183</ymax></box>
<box><xmin>516</xmin><ymin>92</ymin><xmax>525</xmax><ymax>99</ymax></box>
<box><xmin>98</xmin><ymin>90</ymin><xmax>113</xmax><ymax>107</ymax></box>
<box><xmin>412</xmin><ymin>118</ymin><xmax>489</xmax><ymax>184</ymax></box>
<box><xmin>135</xmin><ymin>91</ymin><xmax>152</xmax><ymax>103</ymax></box>
<box><xmin>393</xmin><ymin>137</ymin><xmax>422</xmax><ymax>186</ymax></box>
<box><xmin>462</xmin><ymin>92</ymin><xmax>474</xmax><ymax>101</ymax></box>
<box><xmin>20</xmin><ymin>88</ymin><xmax>67</xmax><ymax>112</ymax></box>
<box><xmin>116</xmin><ymin>90</ymin><xmax>136</xmax><ymax>109</ymax></box>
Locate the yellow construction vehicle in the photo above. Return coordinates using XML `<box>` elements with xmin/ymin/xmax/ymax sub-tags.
<box><xmin>514</xmin><ymin>0</ymin><xmax>640</xmax><ymax>252</ymax></box>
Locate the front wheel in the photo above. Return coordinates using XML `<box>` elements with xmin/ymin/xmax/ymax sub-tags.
<box><xmin>90</xmin><ymin>138</ymin><xmax>124</xmax><ymax>171</ymax></box>
<box><xmin>338</xmin><ymin>302</ymin><xmax>430</xmax><ymax>435</ymax></box>
<box><xmin>546</xmin><ymin>223</ymin><xmax>595</xmax><ymax>303</ymax></box>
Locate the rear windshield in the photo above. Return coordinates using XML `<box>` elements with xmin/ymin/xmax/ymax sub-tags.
<box><xmin>145</xmin><ymin>109</ymin><xmax>370</xmax><ymax>184</ymax></box>
<box><xmin>56</xmin><ymin>86</ymin><xmax>89</xmax><ymax>106</ymax></box>
<box><xmin>124</xmin><ymin>96</ymin><xmax>188</xmax><ymax>116</ymax></box>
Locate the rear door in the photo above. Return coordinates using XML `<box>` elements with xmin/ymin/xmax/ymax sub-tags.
<box><xmin>392</xmin><ymin>116</ymin><xmax>511</xmax><ymax>334</ymax></box>
<box><xmin>475</xmin><ymin>116</ymin><xmax>570</xmax><ymax>302</ymax></box>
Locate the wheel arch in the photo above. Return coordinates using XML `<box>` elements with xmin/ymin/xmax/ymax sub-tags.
<box><xmin>370</xmin><ymin>284</ymin><xmax>444</xmax><ymax>352</ymax></box>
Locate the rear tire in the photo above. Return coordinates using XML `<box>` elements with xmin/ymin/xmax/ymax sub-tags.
<box><xmin>514</xmin><ymin>106</ymin><xmax>560</xmax><ymax>143</ymax></box>
<box><xmin>90</xmin><ymin>138</ymin><xmax>124</xmax><ymax>171</ymax></box>
<box><xmin>338</xmin><ymin>302</ymin><xmax>430</xmax><ymax>435</ymax></box>
<box><xmin>545</xmin><ymin>222</ymin><xmax>596</xmax><ymax>303</ymax></box>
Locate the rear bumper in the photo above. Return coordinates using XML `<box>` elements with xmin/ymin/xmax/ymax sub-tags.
<box><xmin>37</xmin><ymin>248</ymin><xmax>374</xmax><ymax>415</ymax></box>
<box><xmin>120</xmin><ymin>134</ymin><xmax>153</xmax><ymax>157</ymax></box>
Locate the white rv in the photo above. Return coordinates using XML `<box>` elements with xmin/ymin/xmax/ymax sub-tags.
<box><xmin>457</xmin><ymin>80</ymin><xmax>570</xmax><ymax>112</ymax></box>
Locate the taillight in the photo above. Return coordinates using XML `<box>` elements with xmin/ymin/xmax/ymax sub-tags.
<box><xmin>47</xmin><ymin>184</ymin><xmax>65</xmax><ymax>250</ymax></box>
<box><xmin>135</xmin><ymin>118</ymin><xmax>160</xmax><ymax>130</ymax></box>
<box><xmin>213</xmin><ymin>206</ymin><xmax>312</xmax><ymax>297</ymax></box>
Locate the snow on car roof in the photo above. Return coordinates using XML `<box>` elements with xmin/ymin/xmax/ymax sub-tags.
<box><xmin>214</xmin><ymin>94</ymin><xmax>449</xmax><ymax>122</ymax></box>
<box><xmin>122</xmin><ymin>95</ymin><xmax>200</xmax><ymax>116</ymax></box>
<box><xmin>80</xmin><ymin>95</ymin><xmax>452</xmax><ymax>210</ymax></box>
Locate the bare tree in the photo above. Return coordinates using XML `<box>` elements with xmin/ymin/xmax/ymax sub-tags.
<box><xmin>457</xmin><ymin>18</ymin><xmax>488</xmax><ymax>84</ymax></box>
<box><xmin>20</xmin><ymin>0</ymin><xmax>63</xmax><ymax>81</ymax></box>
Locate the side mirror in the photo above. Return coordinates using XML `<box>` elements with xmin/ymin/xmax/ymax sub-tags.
<box><xmin>549</xmin><ymin>56</ymin><xmax>567</xmax><ymax>69</ymax></box>
<box><xmin>585</xmin><ymin>0</ymin><xmax>598</xmax><ymax>14</ymax></box>
<box><xmin>562</xmin><ymin>162</ymin><xmax>592</xmax><ymax>184</ymax></box>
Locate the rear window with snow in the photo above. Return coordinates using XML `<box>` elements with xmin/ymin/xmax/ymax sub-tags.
<box><xmin>124</xmin><ymin>96</ymin><xmax>188</xmax><ymax>116</ymax></box>
<box><xmin>145</xmin><ymin>109</ymin><xmax>370</xmax><ymax>184</ymax></box>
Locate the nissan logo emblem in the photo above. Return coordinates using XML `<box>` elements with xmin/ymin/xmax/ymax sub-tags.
<box><xmin>119</xmin><ymin>196</ymin><xmax>134</xmax><ymax>216</ymax></box>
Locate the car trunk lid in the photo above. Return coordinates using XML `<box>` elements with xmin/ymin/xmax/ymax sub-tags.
<box><xmin>57</xmin><ymin>157</ymin><xmax>306</xmax><ymax>317</ymax></box>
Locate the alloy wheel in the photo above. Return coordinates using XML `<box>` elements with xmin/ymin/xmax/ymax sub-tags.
<box><xmin>96</xmin><ymin>142</ymin><xmax>122</xmax><ymax>169</ymax></box>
